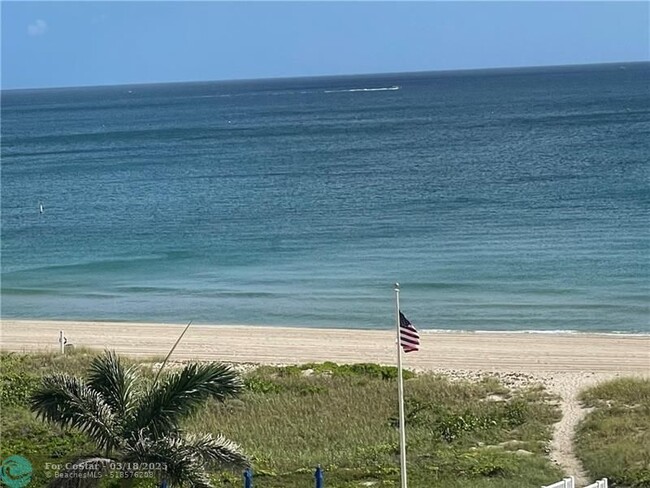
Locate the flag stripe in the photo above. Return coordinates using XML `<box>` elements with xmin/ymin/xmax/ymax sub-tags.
<box><xmin>399</xmin><ymin>311</ymin><xmax>420</xmax><ymax>353</ymax></box>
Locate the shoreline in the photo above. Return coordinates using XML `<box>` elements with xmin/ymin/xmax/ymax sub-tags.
<box><xmin>2</xmin><ymin>317</ymin><xmax>648</xmax><ymax>337</ymax></box>
<box><xmin>2</xmin><ymin>319</ymin><xmax>648</xmax><ymax>374</ymax></box>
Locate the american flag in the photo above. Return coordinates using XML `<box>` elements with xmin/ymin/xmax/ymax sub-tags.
<box><xmin>399</xmin><ymin>311</ymin><xmax>420</xmax><ymax>353</ymax></box>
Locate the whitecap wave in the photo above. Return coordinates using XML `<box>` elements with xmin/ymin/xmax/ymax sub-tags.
<box><xmin>419</xmin><ymin>328</ymin><xmax>650</xmax><ymax>337</ymax></box>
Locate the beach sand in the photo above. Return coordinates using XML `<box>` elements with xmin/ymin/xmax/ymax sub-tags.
<box><xmin>1</xmin><ymin>319</ymin><xmax>647</xmax><ymax>374</ymax></box>
<box><xmin>2</xmin><ymin>319</ymin><xmax>648</xmax><ymax>482</ymax></box>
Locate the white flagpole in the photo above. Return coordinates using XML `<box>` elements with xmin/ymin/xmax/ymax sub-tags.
<box><xmin>394</xmin><ymin>282</ymin><xmax>408</xmax><ymax>488</ymax></box>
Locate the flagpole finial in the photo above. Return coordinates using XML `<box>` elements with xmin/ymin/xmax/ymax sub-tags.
<box><xmin>394</xmin><ymin>282</ymin><xmax>400</xmax><ymax>289</ymax></box>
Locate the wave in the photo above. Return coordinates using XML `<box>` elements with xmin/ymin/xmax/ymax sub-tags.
<box><xmin>407</xmin><ymin>281</ymin><xmax>482</xmax><ymax>289</ymax></box>
<box><xmin>1</xmin><ymin>287</ymin><xmax>60</xmax><ymax>296</ymax></box>
<box><xmin>113</xmin><ymin>287</ymin><xmax>281</xmax><ymax>299</ymax></box>
<box><xmin>2</xmin><ymin>253</ymin><xmax>193</xmax><ymax>277</ymax></box>
<box><xmin>324</xmin><ymin>86</ymin><xmax>400</xmax><ymax>93</ymax></box>
<box><xmin>420</xmin><ymin>328</ymin><xmax>650</xmax><ymax>337</ymax></box>
<box><xmin>1</xmin><ymin>287</ymin><xmax>118</xmax><ymax>299</ymax></box>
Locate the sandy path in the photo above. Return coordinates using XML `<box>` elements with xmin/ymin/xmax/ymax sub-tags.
<box><xmin>2</xmin><ymin>319</ymin><xmax>648</xmax><ymax>482</ymax></box>
<box><xmin>540</xmin><ymin>373</ymin><xmax>612</xmax><ymax>486</ymax></box>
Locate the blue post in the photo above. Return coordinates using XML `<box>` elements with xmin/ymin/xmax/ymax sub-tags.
<box><xmin>315</xmin><ymin>465</ymin><xmax>323</xmax><ymax>488</ymax></box>
<box><xmin>243</xmin><ymin>467</ymin><xmax>253</xmax><ymax>488</ymax></box>
<box><xmin>160</xmin><ymin>481</ymin><xmax>168</xmax><ymax>488</ymax></box>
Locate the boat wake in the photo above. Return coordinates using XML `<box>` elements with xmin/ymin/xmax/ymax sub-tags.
<box><xmin>324</xmin><ymin>86</ymin><xmax>400</xmax><ymax>93</ymax></box>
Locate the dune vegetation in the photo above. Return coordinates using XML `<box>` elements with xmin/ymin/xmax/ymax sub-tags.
<box><xmin>1</xmin><ymin>350</ymin><xmax>568</xmax><ymax>487</ymax></box>
<box><xmin>575</xmin><ymin>377</ymin><xmax>650</xmax><ymax>488</ymax></box>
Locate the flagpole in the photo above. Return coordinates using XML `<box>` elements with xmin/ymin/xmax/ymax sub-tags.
<box><xmin>394</xmin><ymin>282</ymin><xmax>408</xmax><ymax>488</ymax></box>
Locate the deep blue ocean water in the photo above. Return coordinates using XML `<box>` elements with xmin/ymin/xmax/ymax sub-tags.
<box><xmin>2</xmin><ymin>63</ymin><xmax>648</xmax><ymax>332</ymax></box>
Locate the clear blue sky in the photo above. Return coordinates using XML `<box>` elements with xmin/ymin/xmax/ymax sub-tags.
<box><xmin>2</xmin><ymin>1</ymin><xmax>649</xmax><ymax>89</ymax></box>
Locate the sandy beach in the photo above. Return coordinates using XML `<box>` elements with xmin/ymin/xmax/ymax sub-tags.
<box><xmin>1</xmin><ymin>319</ymin><xmax>648</xmax><ymax>373</ymax></box>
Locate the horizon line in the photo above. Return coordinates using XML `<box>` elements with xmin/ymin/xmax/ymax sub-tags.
<box><xmin>2</xmin><ymin>59</ymin><xmax>648</xmax><ymax>93</ymax></box>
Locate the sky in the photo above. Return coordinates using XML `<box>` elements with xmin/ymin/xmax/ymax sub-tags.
<box><xmin>2</xmin><ymin>1</ymin><xmax>649</xmax><ymax>89</ymax></box>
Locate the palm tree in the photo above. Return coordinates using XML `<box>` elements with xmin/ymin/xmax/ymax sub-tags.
<box><xmin>30</xmin><ymin>351</ymin><xmax>249</xmax><ymax>487</ymax></box>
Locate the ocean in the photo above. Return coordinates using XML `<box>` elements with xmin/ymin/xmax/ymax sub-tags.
<box><xmin>1</xmin><ymin>63</ymin><xmax>648</xmax><ymax>333</ymax></box>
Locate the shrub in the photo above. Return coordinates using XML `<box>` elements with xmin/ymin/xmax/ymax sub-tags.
<box><xmin>576</xmin><ymin>377</ymin><xmax>650</xmax><ymax>488</ymax></box>
<box><xmin>0</xmin><ymin>354</ymin><xmax>40</xmax><ymax>407</ymax></box>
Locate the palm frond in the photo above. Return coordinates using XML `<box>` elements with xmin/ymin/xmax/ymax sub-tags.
<box><xmin>87</xmin><ymin>350</ymin><xmax>138</xmax><ymax>417</ymax></box>
<box><xmin>184</xmin><ymin>433</ymin><xmax>250</xmax><ymax>469</ymax></box>
<box><xmin>30</xmin><ymin>373</ymin><xmax>118</xmax><ymax>451</ymax></box>
<box><xmin>124</xmin><ymin>432</ymin><xmax>214</xmax><ymax>488</ymax></box>
<box><xmin>132</xmin><ymin>363</ymin><xmax>242</xmax><ymax>437</ymax></box>
<box><xmin>46</xmin><ymin>457</ymin><xmax>113</xmax><ymax>488</ymax></box>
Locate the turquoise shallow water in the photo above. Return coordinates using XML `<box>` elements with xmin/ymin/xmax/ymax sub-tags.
<box><xmin>1</xmin><ymin>63</ymin><xmax>648</xmax><ymax>332</ymax></box>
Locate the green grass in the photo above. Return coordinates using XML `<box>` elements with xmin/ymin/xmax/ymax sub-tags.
<box><xmin>0</xmin><ymin>352</ymin><xmax>565</xmax><ymax>487</ymax></box>
<box><xmin>0</xmin><ymin>351</ymin><xmax>100</xmax><ymax>487</ymax></box>
<box><xmin>187</xmin><ymin>362</ymin><xmax>563</xmax><ymax>487</ymax></box>
<box><xmin>575</xmin><ymin>377</ymin><xmax>650</xmax><ymax>488</ymax></box>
